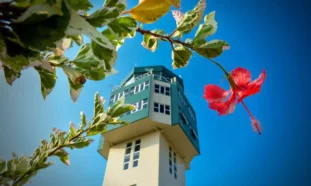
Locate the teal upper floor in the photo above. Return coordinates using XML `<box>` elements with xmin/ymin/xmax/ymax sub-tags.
<box><xmin>106</xmin><ymin>65</ymin><xmax>200</xmax><ymax>153</ymax></box>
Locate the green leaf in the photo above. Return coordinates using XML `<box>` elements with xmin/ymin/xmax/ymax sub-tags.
<box><xmin>141</xmin><ymin>29</ymin><xmax>166</xmax><ymax>51</ymax></box>
<box><xmin>66</xmin><ymin>0</ymin><xmax>93</xmax><ymax>11</ymax></box>
<box><xmin>3</xmin><ymin>65</ymin><xmax>21</xmax><ymax>85</ymax></box>
<box><xmin>86</xmin><ymin>0</ymin><xmax>126</xmax><ymax>27</ymax></box>
<box><xmin>193</xmin><ymin>40</ymin><xmax>229</xmax><ymax>58</ymax></box>
<box><xmin>11</xmin><ymin>0</ymin><xmax>70</xmax><ymax>50</ymax></box>
<box><xmin>193</xmin><ymin>11</ymin><xmax>218</xmax><ymax>43</ymax></box>
<box><xmin>172</xmin><ymin>44</ymin><xmax>192</xmax><ymax>69</ymax></box>
<box><xmin>108</xmin><ymin>117</ymin><xmax>129</xmax><ymax>125</ymax></box>
<box><xmin>80</xmin><ymin>111</ymin><xmax>87</xmax><ymax>128</ymax></box>
<box><xmin>86</xmin><ymin>7</ymin><xmax>121</xmax><ymax>27</ymax></box>
<box><xmin>68</xmin><ymin>35</ymin><xmax>83</xmax><ymax>46</ymax></box>
<box><xmin>0</xmin><ymin>177</ymin><xmax>11</xmax><ymax>185</ymax></box>
<box><xmin>14</xmin><ymin>3</ymin><xmax>63</xmax><ymax>24</ymax></box>
<box><xmin>93</xmin><ymin>92</ymin><xmax>104</xmax><ymax>119</ymax></box>
<box><xmin>107</xmin><ymin>17</ymin><xmax>137</xmax><ymax>39</ymax></box>
<box><xmin>65</xmin><ymin>138</ymin><xmax>93</xmax><ymax>149</ymax></box>
<box><xmin>1</xmin><ymin>28</ymin><xmax>39</xmax><ymax>59</ymax></box>
<box><xmin>185</xmin><ymin>38</ymin><xmax>193</xmax><ymax>43</ymax></box>
<box><xmin>15</xmin><ymin>156</ymin><xmax>30</xmax><ymax>175</ymax></box>
<box><xmin>62</xmin><ymin>66</ymin><xmax>85</xmax><ymax>103</ymax></box>
<box><xmin>68</xmin><ymin>121</ymin><xmax>77</xmax><ymax>139</ymax></box>
<box><xmin>34</xmin><ymin>62</ymin><xmax>56</xmax><ymax>99</ymax></box>
<box><xmin>2</xmin><ymin>55</ymin><xmax>29</xmax><ymax>72</ymax></box>
<box><xmin>108</xmin><ymin>96</ymin><xmax>135</xmax><ymax>118</ymax></box>
<box><xmin>92</xmin><ymin>112</ymin><xmax>108</xmax><ymax>126</ymax></box>
<box><xmin>53</xmin><ymin>149</ymin><xmax>70</xmax><ymax>166</ymax></box>
<box><xmin>72</xmin><ymin>44</ymin><xmax>114</xmax><ymax>80</ymax></box>
<box><xmin>46</xmin><ymin>53</ymin><xmax>69</xmax><ymax>66</ymax></box>
<box><xmin>87</xmin><ymin>122</ymin><xmax>107</xmax><ymax>136</ymax></box>
<box><xmin>13</xmin><ymin>171</ymin><xmax>35</xmax><ymax>186</ymax></box>
<box><xmin>91</xmin><ymin>41</ymin><xmax>117</xmax><ymax>71</ymax></box>
<box><xmin>101</xmin><ymin>29</ymin><xmax>124</xmax><ymax>50</ymax></box>
<box><xmin>152</xmin><ymin>29</ymin><xmax>166</xmax><ymax>36</ymax></box>
<box><xmin>141</xmin><ymin>34</ymin><xmax>158</xmax><ymax>52</ymax></box>
<box><xmin>7</xmin><ymin>159</ymin><xmax>14</xmax><ymax>174</ymax></box>
<box><xmin>53</xmin><ymin>38</ymin><xmax>72</xmax><ymax>56</ymax></box>
<box><xmin>66</xmin><ymin>10</ymin><xmax>116</xmax><ymax>54</ymax></box>
<box><xmin>174</xmin><ymin>0</ymin><xmax>206</xmax><ymax>36</ymax></box>
<box><xmin>104</xmin><ymin>0</ymin><xmax>126</xmax><ymax>7</ymax></box>
<box><xmin>0</xmin><ymin>158</ymin><xmax>5</xmax><ymax>173</ymax></box>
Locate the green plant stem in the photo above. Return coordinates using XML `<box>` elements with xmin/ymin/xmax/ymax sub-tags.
<box><xmin>11</xmin><ymin>127</ymin><xmax>95</xmax><ymax>186</ymax></box>
<box><xmin>136</xmin><ymin>28</ymin><xmax>230</xmax><ymax>76</ymax></box>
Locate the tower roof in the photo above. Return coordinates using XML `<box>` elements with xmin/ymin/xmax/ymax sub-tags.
<box><xmin>120</xmin><ymin>65</ymin><xmax>184</xmax><ymax>88</ymax></box>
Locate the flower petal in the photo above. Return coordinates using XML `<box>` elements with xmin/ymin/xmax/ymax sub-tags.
<box><xmin>238</xmin><ymin>69</ymin><xmax>266</xmax><ymax>102</ymax></box>
<box><xmin>208</xmin><ymin>92</ymin><xmax>237</xmax><ymax>116</ymax></box>
<box><xmin>204</xmin><ymin>84</ymin><xmax>228</xmax><ymax>103</ymax></box>
<box><xmin>231</xmin><ymin>67</ymin><xmax>251</xmax><ymax>87</ymax></box>
<box><xmin>251</xmin><ymin>118</ymin><xmax>262</xmax><ymax>135</ymax></box>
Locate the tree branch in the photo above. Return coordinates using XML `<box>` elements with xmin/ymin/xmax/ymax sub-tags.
<box><xmin>136</xmin><ymin>28</ymin><xmax>230</xmax><ymax>76</ymax></box>
<box><xmin>12</xmin><ymin>124</ymin><xmax>106</xmax><ymax>185</ymax></box>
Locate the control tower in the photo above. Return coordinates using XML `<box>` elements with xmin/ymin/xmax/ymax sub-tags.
<box><xmin>98</xmin><ymin>66</ymin><xmax>200</xmax><ymax>186</ymax></box>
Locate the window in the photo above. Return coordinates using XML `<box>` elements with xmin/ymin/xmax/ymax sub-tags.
<box><xmin>133</xmin><ymin>140</ymin><xmax>141</xmax><ymax>168</ymax></box>
<box><xmin>155</xmin><ymin>84</ymin><xmax>160</xmax><ymax>93</ymax></box>
<box><xmin>109</xmin><ymin>95</ymin><xmax>116</xmax><ymax>105</ymax></box>
<box><xmin>121</xmin><ymin>99</ymin><xmax>148</xmax><ymax>117</ymax></box>
<box><xmin>179</xmin><ymin>91</ymin><xmax>186</xmax><ymax>106</ymax></box>
<box><xmin>131</xmin><ymin>102</ymin><xmax>140</xmax><ymax>113</ymax></box>
<box><xmin>154</xmin><ymin>84</ymin><xmax>170</xmax><ymax>96</ymax></box>
<box><xmin>154</xmin><ymin>103</ymin><xmax>159</xmax><ymax>112</ymax></box>
<box><xmin>130</xmin><ymin>86</ymin><xmax>136</xmax><ymax>95</ymax></box>
<box><xmin>190</xmin><ymin>128</ymin><xmax>198</xmax><ymax>140</ymax></box>
<box><xmin>124</xmin><ymin>89</ymin><xmax>129</xmax><ymax>97</ymax></box>
<box><xmin>173</xmin><ymin>150</ymin><xmax>177</xmax><ymax>179</ymax></box>
<box><xmin>188</xmin><ymin>107</ymin><xmax>196</xmax><ymax>121</ymax></box>
<box><xmin>117</xmin><ymin>92</ymin><xmax>123</xmax><ymax>100</ymax></box>
<box><xmin>137</xmin><ymin>84</ymin><xmax>142</xmax><ymax>93</ymax></box>
<box><xmin>160</xmin><ymin>104</ymin><xmax>164</xmax><ymax>113</ymax></box>
<box><xmin>112</xmin><ymin>81</ymin><xmax>150</xmax><ymax>104</ymax></box>
<box><xmin>131</xmin><ymin>99</ymin><xmax>148</xmax><ymax>114</ymax></box>
<box><xmin>169</xmin><ymin>147</ymin><xmax>177</xmax><ymax>179</ymax></box>
<box><xmin>169</xmin><ymin>148</ymin><xmax>172</xmax><ymax>175</ymax></box>
<box><xmin>142</xmin><ymin>98</ymin><xmax>148</xmax><ymax>109</ymax></box>
<box><xmin>165</xmin><ymin>87</ymin><xmax>170</xmax><ymax>96</ymax></box>
<box><xmin>160</xmin><ymin>86</ymin><xmax>165</xmax><ymax>94</ymax></box>
<box><xmin>165</xmin><ymin>105</ymin><xmax>170</xmax><ymax>115</ymax></box>
<box><xmin>144</xmin><ymin>80</ymin><xmax>150</xmax><ymax>89</ymax></box>
<box><xmin>154</xmin><ymin>102</ymin><xmax>170</xmax><ymax>115</ymax></box>
<box><xmin>124</xmin><ymin>142</ymin><xmax>132</xmax><ymax>170</ymax></box>
<box><xmin>180</xmin><ymin>112</ymin><xmax>188</xmax><ymax>125</ymax></box>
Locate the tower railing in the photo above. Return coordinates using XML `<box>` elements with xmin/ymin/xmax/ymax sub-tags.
<box><xmin>153</xmin><ymin>74</ymin><xmax>171</xmax><ymax>83</ymax></box>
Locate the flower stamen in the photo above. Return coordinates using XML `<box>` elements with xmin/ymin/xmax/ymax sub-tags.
<box><xmin>241</xmin><ymin>100</ymin><xmax>262</xmax><ymax>135</ymax></box>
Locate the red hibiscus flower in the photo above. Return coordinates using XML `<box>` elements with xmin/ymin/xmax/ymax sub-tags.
<box><xmin>204</xmin><ymin>67</ymin><xmax>267</xmax><ymax>134</ymax></box>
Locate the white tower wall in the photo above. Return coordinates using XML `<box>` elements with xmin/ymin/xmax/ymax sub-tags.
<box><xmin>103</xmin><ymin>131</ymin><xmax>186</xmax><ymax>186</ymax></box>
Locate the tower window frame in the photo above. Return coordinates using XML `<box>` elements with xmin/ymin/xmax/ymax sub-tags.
<box><xmin>133</xmin><ymin>139</ymin><xmax>141</xmax><ymax>168</ymax></box>
<box><xmin>180</xmin><ymin>112</ymin><xmax>189</xmax><ymax>125</ymax></box>
<box><xmin>154</xmin><ymin>102</ymin><xmax>170</xmax><ymax>115</ymax></box>
<box><xmin>154</xmin><ymin>84</ymin><xmax>170</xmax><ymax>96</ymax></box>
<box><xmin>169</xmin><ymin>146</ymin><xmax>177</xmax><ymax>179</ymax></box>
<box><xmin>109</xmin><ymin>94</ymin><xmax>116</xmax><ymax>105</ymax></box>
<box><xmin>123</xmin><ymin>142</ymin><xmax>132</xmax><ymax>170</ymax></box>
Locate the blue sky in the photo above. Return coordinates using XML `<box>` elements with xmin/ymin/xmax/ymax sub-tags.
<box><xmin>0</xmin><ymin>0</ymin><xmax>310</xmax><ymax>185</ymax></box>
